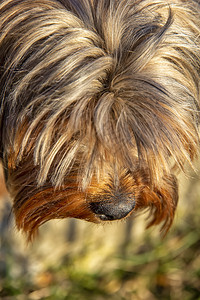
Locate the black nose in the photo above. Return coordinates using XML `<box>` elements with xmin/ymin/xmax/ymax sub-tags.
<box><xmin>89</xmin><ymin>196</ymin><xmax>135</xmax><ymax>221</ymax></box>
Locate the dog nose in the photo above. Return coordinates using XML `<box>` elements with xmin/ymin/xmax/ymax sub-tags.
<box><xmin>89</xmin><ymin>197</ymin><xmax>135</xmax><ymax>221</ymax></box>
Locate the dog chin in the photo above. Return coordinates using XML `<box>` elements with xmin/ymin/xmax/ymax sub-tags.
<box><xmin>8</xmin><ymin>162</ymin><xmax>178</xmax><ymax>241</ymax></box>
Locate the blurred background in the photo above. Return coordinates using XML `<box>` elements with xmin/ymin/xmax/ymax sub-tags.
<box><xmin>0</xmin><ymin>166</ymin><xmax>200</xmax><ymax>300</ymax></box>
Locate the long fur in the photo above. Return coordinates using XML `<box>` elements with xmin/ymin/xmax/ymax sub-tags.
<box><xmin>0</xmin><ymin>0</ymin><xmax>199</xmax><ymax>240</ymax></box>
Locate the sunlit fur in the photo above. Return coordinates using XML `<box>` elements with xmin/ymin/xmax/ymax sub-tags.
<box><xmin>0</xmin><ymin>0</ymin><xmax>199</xmax><ymax>241</ymax></box>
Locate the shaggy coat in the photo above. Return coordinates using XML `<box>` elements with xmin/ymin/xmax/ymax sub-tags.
<box><xmin>0</xmin><ymin>0</ymin><xmax>199</xmax><ymax>240</ymax></box>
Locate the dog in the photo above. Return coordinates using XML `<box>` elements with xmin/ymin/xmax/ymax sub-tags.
<box><xmin>0</xmin><ymin>0</ymin><xmax>199</xmax><ymax>241</ymax></box>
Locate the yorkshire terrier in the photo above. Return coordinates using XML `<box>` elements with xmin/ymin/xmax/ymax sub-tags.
<box><xmin>0</xmin><ymin>0</ymin><xmax>199</xmax><ymax>240</ymax></box>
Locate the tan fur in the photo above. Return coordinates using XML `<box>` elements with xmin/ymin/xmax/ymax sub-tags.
<box><xmin>0</xmin><ymin>0</ymin><xmax>199</xmax><ymax>240</ymax></box>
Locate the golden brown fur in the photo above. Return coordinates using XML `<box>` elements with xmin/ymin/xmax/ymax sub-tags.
<box><xmin>0</xmin><ymin>0</ymin><xmax>199</xmax><ymax>240</ymax></box>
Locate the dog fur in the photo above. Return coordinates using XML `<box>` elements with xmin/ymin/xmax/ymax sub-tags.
<box><xmin>0</xmin><ymin>0</ymin><xmax>199</xmax><ymax>240</ymax></box>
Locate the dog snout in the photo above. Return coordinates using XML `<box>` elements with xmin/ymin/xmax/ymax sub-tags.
<box><xmin>89</xmin><ymin>196</ymin><xmax>135</xmax><ymax>221</ymax></box>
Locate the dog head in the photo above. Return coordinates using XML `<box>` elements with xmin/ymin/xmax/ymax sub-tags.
<box><xmin>0</xmin><ymin>0</ymin><xmax>199</xmax><ymax>240</ymax></box>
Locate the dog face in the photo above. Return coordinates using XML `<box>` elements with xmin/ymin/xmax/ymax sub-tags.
<box><xmin>0</xmin><ymin>0</ymin><xmax>199</xmax><ymax>240</ymax></box>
